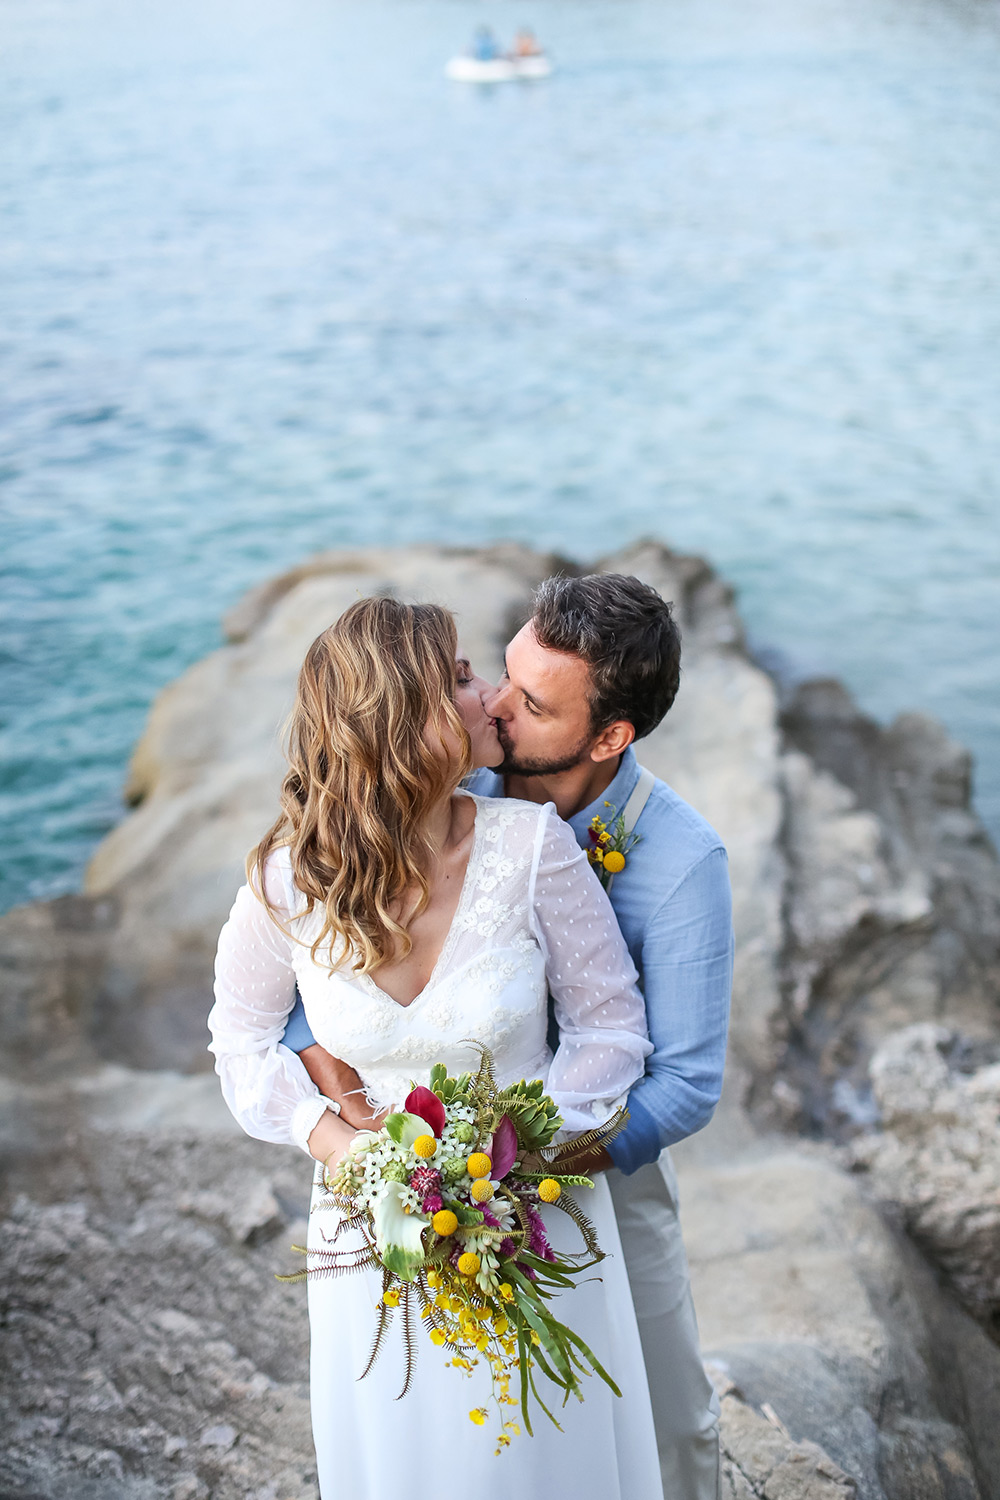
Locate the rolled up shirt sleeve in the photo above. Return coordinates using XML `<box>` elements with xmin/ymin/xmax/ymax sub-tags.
<box><xmin>608</xmin><ymin>845</ymin><xmax>734</xmax><ymax>1175</ymax></box>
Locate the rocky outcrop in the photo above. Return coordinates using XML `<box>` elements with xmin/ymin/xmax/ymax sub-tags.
<box><xmin>775</xmin><ymin>684</ymin><xmax>1000</xmax><ymax>1137</ymax></box>
<box><xmin>846</xmin><ymin>1025</ymin><xmax>1000</xmax><ymax>1338</ymax></box>
<box><xmin>679</xmin><ymin>1144</ymin><xmax>999</xmax><ymax>1500</ymax></box>
<box><xmin>2</xmin><ymin>540</ymin><xmax>999</xmax><ymax>1499</ymax></box>
<box><xmin>0</xmin><ymin>1124</ymin><xmax>316</xmax><ymax>1500</ymax></box>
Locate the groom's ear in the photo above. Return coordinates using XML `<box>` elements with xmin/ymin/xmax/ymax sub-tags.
<box><xmin>589</xmin><ymin>720</ymin><xmax>635</xmax><ymax>764</ymax></box>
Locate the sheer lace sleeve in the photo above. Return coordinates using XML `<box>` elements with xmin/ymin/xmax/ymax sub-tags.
<box><xmin>208</xmin><ymin>849</ymin><xmax>338</xmax><ymax>1156</ymax></box>
<box><xmin>529</xmin><ymin>807</ymin><xmax>652</xmax><ymax>1135</ymax></box>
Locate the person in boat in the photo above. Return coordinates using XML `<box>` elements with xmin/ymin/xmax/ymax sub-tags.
<box><xmin>512</xmin><ymin>27</ymin><xmax>543</xmax><ymax>57</ymax></box>
<box><xmin>471</xmin><ymin>25</ymin><xmax>502</xmax><ymax>61</ymax></box>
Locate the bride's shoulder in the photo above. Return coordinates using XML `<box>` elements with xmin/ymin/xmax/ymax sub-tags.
<box><xmin>465</xmin><ymin>793</ymin><xmax>560</xmax><ymax>857</ymax></box>
<box><xmin>465</xmin><ymin>790</ymin><xmax>550</xmax><ymax>825</ymax></box>
<box><xmin>251</xmin><ymin>843</ymin><xmax>302</xmax><ymax>920</ymax></box>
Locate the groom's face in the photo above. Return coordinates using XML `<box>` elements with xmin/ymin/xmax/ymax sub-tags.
<box><xmin>484</xmin><ymin>623</ymin><xmax>597</xmax><ymax>776</ymax></box>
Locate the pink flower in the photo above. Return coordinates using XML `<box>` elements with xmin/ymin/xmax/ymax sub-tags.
<box><xmin>489</xmin><ymin>1115</ymin><xmax>518</xmax><ymax>1180</ymax></box>
<box><xmin>526</xmin><ymin>1203</ymin><xmax>556</xmax><ymax>1262</ymax></box>
<box><xmin>404</xmin><ymin>1086</ymin><xmax>447</xmax><ymax>1138</ymax></box>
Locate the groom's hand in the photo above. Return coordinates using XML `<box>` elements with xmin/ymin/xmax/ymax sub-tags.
<box><xmin>299</xmin><ymin>1045</ymin><xmax>388</xmax><ymax>1133</ymax></box>
<box><xmin>557</xmin><ymin>1144</ymin><xmax>613</xmax><ymax>1177</ymax></box>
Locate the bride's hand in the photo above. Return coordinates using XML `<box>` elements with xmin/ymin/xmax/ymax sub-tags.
<box><xmin>307</xmin><ymin>1109</ymin><xmax>357</xmax><ymax>1171</ymax></box>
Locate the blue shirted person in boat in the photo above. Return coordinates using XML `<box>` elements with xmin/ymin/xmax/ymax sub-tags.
<box><xmin>471</xmin><ymin>25</ymin><xmax>502</xmax><ymax>60</ymax></box>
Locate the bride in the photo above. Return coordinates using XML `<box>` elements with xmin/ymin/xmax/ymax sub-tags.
<box><xmin>208</xmin><ymin>596</ymin><xmax>663</xmax><ymax>1498</ymax></box>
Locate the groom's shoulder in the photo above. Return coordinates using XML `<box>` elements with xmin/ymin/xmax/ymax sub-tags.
<box><xmin>641</xmin><ymin>771</ymin><xmax>727</xmax><ymax>867</ymax></box>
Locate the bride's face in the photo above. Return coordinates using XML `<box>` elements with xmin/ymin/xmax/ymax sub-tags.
<box><xmin>455</xmin><ymin>651</ymin><xmax>503</xmax><ymax>768</ymax></box>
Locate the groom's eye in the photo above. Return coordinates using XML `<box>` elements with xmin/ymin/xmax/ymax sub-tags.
<box><xmin>523</xmin><ymin>696</ymin><xmax>540</xmax><ymax>716</ymax></box>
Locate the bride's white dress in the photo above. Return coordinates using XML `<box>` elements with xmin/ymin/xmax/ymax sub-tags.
<box><xmin>210</xmin><ymin>792</ymin><xmax>664</xmax><ymax>1499</ymax></box>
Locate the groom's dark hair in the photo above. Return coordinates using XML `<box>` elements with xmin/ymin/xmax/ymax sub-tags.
<box><xmin>531</xmin><ymin>574</ymin><xmax>681</xmax><ymax>740</ymax></box>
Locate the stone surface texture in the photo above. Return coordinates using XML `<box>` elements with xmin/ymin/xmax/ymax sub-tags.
<box><xmin>1</xmin><ymin>541</ymin><xmax>998</xmax><ymax>1499</ymax></box>
<box><xmin>846</xmin><ymin>1024</ymin><xmax>1000</xmax><ymax>1336</ymax></box>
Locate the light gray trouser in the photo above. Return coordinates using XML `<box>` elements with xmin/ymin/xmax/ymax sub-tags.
<box><xmin>608</xmin><ymin>1152</ymin><xmax>721</xmax><ymax>1500</ymax></box>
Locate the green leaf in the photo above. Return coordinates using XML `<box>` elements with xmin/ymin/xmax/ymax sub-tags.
<box><xmin>383</xmin><ymin>1111</ymin><xmax>426</xmax><ymax>1147</ymax></box>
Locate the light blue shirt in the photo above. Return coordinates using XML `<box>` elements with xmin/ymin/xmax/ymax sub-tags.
<box><xmin>280</xmin><ymin>746</ymin><xmax>733</xmax><ymax>1175</ymax></box>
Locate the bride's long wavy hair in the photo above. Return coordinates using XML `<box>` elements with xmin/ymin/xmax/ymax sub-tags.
<box><xmin>250</xmin><ymin>596</ymin><xmax>472</xmax><ymax>973</ymax></box>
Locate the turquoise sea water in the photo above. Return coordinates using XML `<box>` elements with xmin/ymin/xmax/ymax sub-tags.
<box><xmin>2</xmin><ymin>0</ymin><xmax>999</xmax><ymax>914</ymax></box>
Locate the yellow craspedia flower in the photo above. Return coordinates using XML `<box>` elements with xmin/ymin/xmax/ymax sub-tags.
<box><xmin>538</xmin><ymin>1178</ymin><xmax>561</xmax><ymax>1203</ymax></box>
<box><xmin>457</xmin><ymin>1252</ymin><xmax>481</xmax><ymax>1276</ymax></box>
<box><xmin>382</xmin><ymin>1287</ymin><xmax>400</xmax><ymax>1308</ymax></box>
<box><xmin>602</xmin><ymin>850</ymin><xmax>626</xmax><ymax>874</ymax></box>
<box><xmin>470</xmin><ymin>1178</ymin><xmax>494</xmax><ymax>1203</ymax></box>
<box><xmin>432</xmin><ymin>1209</ymin><xmax>459</xmax><ymax>1236</ymax></box>
<box><xmin>469</xmin><ymin>1408</ymin><xmax>488</xmax><ymax>1426</ymax></box>
<box><xmin>498</xmin><ymin>1282</ymin><xmax>514</xmax><ymax>1302</ymax></box>
<box><xmin>413</xmin><ymin>1134</ymin><xmax>437</xmax><ymax>1159</ymax></box>
<box><xmin>429</xmin><ymin>1328</ymin><xmax>447</xmax><ymax>1346</ymax></box>
<box><xmin>466</xmin><ymin>1152</ymin><xmax>492</xmax><ymax>1179</ymax></box>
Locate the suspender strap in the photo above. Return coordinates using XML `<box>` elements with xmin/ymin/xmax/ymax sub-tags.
<box><xmin>622</xmin><ymin>764</ymin><xmax>655</xmax><ymax>836</ymax></box>
<box><xmin>604</xmin><ymin>764</ymin><xmax>655</xmax><ymax>894</ymax></box>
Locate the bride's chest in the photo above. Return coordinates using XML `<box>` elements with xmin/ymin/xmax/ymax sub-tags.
<box><xmin>292</xmin><ymin>938</ymin><xmax>547</xmax><ymax>1070</ymax></box>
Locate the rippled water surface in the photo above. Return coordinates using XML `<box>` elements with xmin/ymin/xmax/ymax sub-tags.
<box><xmin>2</xmin><ymin>0</ymin><xmax>999</xmax><ymax>912</ymax></box>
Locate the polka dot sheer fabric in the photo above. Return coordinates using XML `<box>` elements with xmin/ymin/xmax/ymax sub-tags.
<box><xmin>209</xmin><ymin>793</ymin><xmax>652</xmax><ymax>1154</ymax></box>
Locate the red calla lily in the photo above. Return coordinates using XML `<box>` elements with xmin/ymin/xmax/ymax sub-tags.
<box><xmin>490</xmin><ymin>1114</ymin><xmax>518</xmax><ymax>1179</ymax></box>
<box><xmin>404</xmin><ymin>1085</ymin><xmax>447</xmax><ymax>1138</ymax></box>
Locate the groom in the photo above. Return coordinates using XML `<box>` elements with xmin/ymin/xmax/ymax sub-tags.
<box><xmin>282</xmin><ymin>572</ymin><xmax>733</xmax><ymax>1500</ymax></box>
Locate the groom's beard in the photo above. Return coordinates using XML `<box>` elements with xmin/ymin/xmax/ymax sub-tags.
<box><xmin>497</xmin><ymin>724</ymin><xmax>593</xmax><ymax>778</ymax></box>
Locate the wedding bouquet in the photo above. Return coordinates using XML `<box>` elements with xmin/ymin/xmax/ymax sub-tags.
<box><xmin>281</xmin><ymin>1047</ymin><xmax>627</xmax><ymax>1451</ymax></box>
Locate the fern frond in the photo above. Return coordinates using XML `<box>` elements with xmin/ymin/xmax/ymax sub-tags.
<box><xmin>397</xmin><ymin>1282</ymin><xmax>416</xmax><ymax>1400</ymax></box>
<box><xmin>549</xmin><ymin>1191</ymin><xmax>603</xmax><ymax>1258</ymax></box>
<box><xmin>544</xmin><ymin>1107</ymin><xmax>629</xmax><ymax>1162</ymax></box>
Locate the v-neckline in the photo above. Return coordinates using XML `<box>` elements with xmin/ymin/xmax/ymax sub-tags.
<box><xmin>360</xmin><ymin>791</ymin><xmax>483</xmax><ymax>1011</ymax></box>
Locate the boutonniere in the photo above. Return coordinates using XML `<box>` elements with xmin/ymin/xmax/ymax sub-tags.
<box><xmin>586</xmin><ymin>800</ymin><xmax>641</xmax><ymax>889</ymax></box>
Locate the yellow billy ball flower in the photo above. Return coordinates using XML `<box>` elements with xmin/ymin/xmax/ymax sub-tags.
<box><xmin>602</xmin><ymin>850</ymin><xmax>626</xmax><ymax>874</ymax></box>
<box><xmin>413</xmin><ymin>1134</ymin><xmax>437</xmax><ymax>1159</ymax></box>
<box><xmin>382</xmin><ymin>1288</ymin><xmax>400</xmax><ymax>1308</ymax></box>
<box><xmin>458</xmin><ymin>1252</ymin><xmax>481</xmax><ymax>1276</ymax></box>
<box><xmin>537</xmin><ymin>1178</ymin><xmax>561</xmax><ymax>1203</ymax></box>
<box><xmin>466</xmin><ymin>1152</ymin><xmax>492</xmax><ymax>1180</ymax></box>
<box><xmin>470</xmin><ymin>1178</ymin><xmax>494</xmax><ymax>1203</ymax></box>
<box><xmin>432</xmin><ymin>1209</ymin><xmax>459</xmax><ymax>1236</ymax></box>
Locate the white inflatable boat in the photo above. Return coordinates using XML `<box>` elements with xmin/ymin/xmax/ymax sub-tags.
<box><xmin>445</xmin><ymin>54</ymin><xmax>553</xmax><ymax>83</ymax></box>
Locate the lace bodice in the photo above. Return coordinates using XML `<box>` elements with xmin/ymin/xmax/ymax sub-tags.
<box><xmin>209</xmin><ymin>794</ymin><xmax>652</xmax><ymax>1155</ymax></box>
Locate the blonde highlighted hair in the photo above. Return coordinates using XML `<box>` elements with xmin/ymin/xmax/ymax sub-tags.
<box><xmin>251</xmin><ymin>596</ymin><xmax>472</xmax><ymax>973</ymax></box>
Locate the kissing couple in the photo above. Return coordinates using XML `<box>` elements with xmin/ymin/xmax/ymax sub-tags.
<box><xmin>209</xmin><ymin>570</ymin><xmax>733</xmax><ymax>1500</ymax></box>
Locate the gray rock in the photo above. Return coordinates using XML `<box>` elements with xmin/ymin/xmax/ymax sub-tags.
<box><xmin>846</xmin><ymin>1025</ymin><xmax>1000</xmax><ymax>1335</ymax></box>
<box><xmin>678</xmin><ymin>1147</ymin><xmax>997</xmax><ymax>1499</ymax></box>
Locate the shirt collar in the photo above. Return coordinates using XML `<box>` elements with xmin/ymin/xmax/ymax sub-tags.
<box><xmin>566</xmin><ymin>745</ymin><xmax>640</xmax><ymax>846</ymax></box>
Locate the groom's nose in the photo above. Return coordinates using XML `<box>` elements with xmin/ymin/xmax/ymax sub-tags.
<box><xmin>483</xmin><ymin>681</ymin><xmax>508</xmax><ymax>717</ymax></box>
